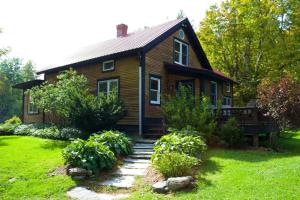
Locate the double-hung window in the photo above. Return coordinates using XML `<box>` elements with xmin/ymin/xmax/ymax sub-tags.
<box><xmin>28</xmin><ymin>94</ymin><xmax>38</xmax><ymax>114</ymax></box>
<box><xmin>102</xmin><ymin>60</ymin><xmax>114</xmax><ymax>71</ymax></box>
<box><xmin>174</xmin><ymin>39</ymin><xmax>189</xmax><ymax>66</ymax></box>
<box><xmin>226</xmin><ymin>82</ymin><xmax>231</xmax><ymax>92</ymax></box>
<box><xmin>210</xmin><ymin>81</ymin><xmax>217</xmax><ymax>107</ymax></box>
<box><xmin>222</xmin><ymin>96</ymin><xmax>232</xmax><ymax>108</ymax></box>
<box><xmin>150</xmin><ymin>76</ymin><xmax>161</xmax><ymax>105</ymax></box>
<box><xmin>98</xmin><ymin>78</ymin><xmax>119</xmax><ymax>96</ymax></box>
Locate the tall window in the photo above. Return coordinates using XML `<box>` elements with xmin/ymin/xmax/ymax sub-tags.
<box><xmin>226</xmin><ymin>82</ymin><xmax>231</xmax><ymax>92</ymax></box>
<box><xmin>174</xmin><ymin>39</ymin><xmax>189</xmax><ymax>66</ymax></box>
<box><xmin>210</xmin><ymin>81</ymin><xmax>217</xmax><ymax>107</ymax></box>
<box><xmin>28</xmin><ymin>94</ymin><xmax>38</xmax><ymax>114</ymax></box>
<box><xmin>98</xmin><ymin>78</ymin><xmax>119</xmax><ymax>96</ymax></box>
<box><xmin>102</xmin><ymin>60</ymin><xmax>115</xmax><ymax>71</ymax></box>
<box><xmin>150</xmin><ymin>76</ymin><xmax>160</xmax><ymax>105</ymax></box>
<box><xmin>223</xmin><ymin>96</ymin><xmax>232</xmax><ymax>108</ymax></box>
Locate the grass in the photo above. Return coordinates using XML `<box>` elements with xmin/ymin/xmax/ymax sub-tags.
<box><xmin>126</xmin><ymin>130</ymin><xmax>300</xmax><ymax>200</ymax></box>
<box><xmin>1</xmin><ymin>131</ymin><xmax>300</xmax><ymax>200</ymax></box>
<box><xmin>0</xmin><ymin>136</ymin><xmax>76</xmax><ymax>200</ymax></box>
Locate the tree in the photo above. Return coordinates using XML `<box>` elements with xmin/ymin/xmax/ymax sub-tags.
<box><xmin>197</xmin><ymin>0</ymin><xmax>300</xmax><ymax>105</ymax></box>
<box><xmin>30</xmin><ymin>69</ymin><xmax>126</xmax><ymax>133</ymax></box>
<box><xmin>257</xmin><ymin>76</ymin><xmax>300</xmax><ymax>129</ymax></box>
<box><xmin>21</xmin><ymin>60</ymin><xmax>36</xmax><ymax>81</ymax></box>
<box><xmin>177</xmin><ymin>10</ymin><xmax>186</xmax><ymax>19</ymax></box>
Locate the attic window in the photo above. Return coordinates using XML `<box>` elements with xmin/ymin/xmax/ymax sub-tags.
<box><xmin>226</xmin><ymin>82</ymin><xmax>231</xmax><ymax>92</ymax></box>
<box><xmin>179</xmin><ymin>29</ymin><xmax>185</xmax><ymax>40</ymax></box>
<box><xmin>102</xmin><ymin>60</ymin><xmax>115</xmax><ymax>71</ymax></box>
<box><xmin>174</xmin><ymin>39</ymin><xmax>189</xmax><ymax>66</ymax></box>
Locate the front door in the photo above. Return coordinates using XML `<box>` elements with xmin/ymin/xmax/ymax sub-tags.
<box><xmin>175</xmin><ymin>80</ymin><xmax>195</xmax><ymax>95</ymax></box>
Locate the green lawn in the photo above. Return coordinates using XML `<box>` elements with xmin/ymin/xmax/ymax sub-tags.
<box><xmin>0</xmin><ymin>136</ymin><xmax>76</xmax><ymax>200</ymax></box>
<box><xmin>1</xmin><ymin>132</ymin><xmax>300</xmax><ymax>200</ymax></box>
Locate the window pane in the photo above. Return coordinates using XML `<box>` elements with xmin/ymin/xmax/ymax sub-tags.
<box><xmin>150</xmin><ymin>79</ymin><xmax>158</xmax><ymax>90</ymax></box>
<box><xmin>109</xmin><ymin>80</ymin><xmax>118</xmax><ymax>93</ymax></box>
<box><xmin>182</xmin><ymin>44</ymin><xmax>188</xmax><ymax>55</ymax></box>
<box><xmin>174</xmin><ymin>41</ymin><xmax>180</xmax><ymax>52</ymax></box>
<box><xmin>174</xmin><ymin>52</ymin><xmax>180</xmax><ymax>63</ymax></box>
<box><xmin>150</xmin><ymin>91</ymin><xmax>158</xmax><ymax>102</ymax></box>
<box><xmin>98</xmin><ymin>82</ymin><xmax>107</xmax><ymax>94</ymax></box>
<box><xmin>103</xmin><ymin>61</ymin><xmax>114</xmax><ymax>70</ymax></box>
<box><xmin>182</xmin><ymin>55</ymin><xmax>187</xmax><ymax>65</ymax></box>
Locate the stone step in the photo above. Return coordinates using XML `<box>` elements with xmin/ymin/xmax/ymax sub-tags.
<box><xmin>98</xmin><ymin>175</ymin><xmax>135</xmax><ymax>188</ymax></box>
<box><xmin>130</xmin><ymin>154</ymin><xmax>151</xmax><ymax>159</ymax></box>
<box><xmin>67</xmin><ymin>187</ymin><xmax>130</xmax><ymax>200</ymax></box>
<box><xmin>124</xmin><ymin>158</ymin><xmax>150</xmax><ymax>164</ymax></box>
<box><xmin>134</xmin><ymin>139</ymin><xmax>156</xmax><ymax>144</ymax></box>
<box><xmin>123</xmin><ymin>162</ymin><xmax>149</xmax><ymax>169</ymax></box>
<box><xmin>113</xmin><ymin>168</ymin><xmax>146</xmax><ymax>176</ymax></box>
<box><xmin>133</xmin><ymin>148</ymin><xmax>154</xmax><ymax>152</ymax></box>
<box><xmin>133</xmin><ymin>144</ymin><xmax>154</xmax><ymax>149</ymax></box>
<box><xmin>133</xmin><ymin>151</ymin><xmax>153</xmax><ymax>155</ymax></box>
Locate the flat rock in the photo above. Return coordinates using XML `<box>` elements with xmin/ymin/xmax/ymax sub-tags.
<box><xmin>133</xmin><ymin>151</ymin><xmax>153</xmax><ymax>155</ymax></box>
<box><xmin>67</xmin><ymin>187</ymin><xmax>129</xmax><ymax>200</ymax></box>
<box><xmin>123</xmin><ymin>162</ymin><xmax>149</xmax><ymax>169</ymax></box>
<box><xmin>152</xmin><ymin>181</ymin><xmax>168</xmax><ymax>194</ymax></box>
<box><xmin>124</xmin><ymin>159</ymin><xmax>150</xmax><ymax>164</ymax></box>
<box><xmin>99</xmin><ymin>175</ymin><xmax>135</xmax><ymax>188</ymax></box>
<box><xmin>166</xmin><ymin>176</ymin><xmax>193</xmax><ymax>191</ymax></box>
<box><xmin>113</xmin><ymin>168</ymin><xmax>146</xmax><ymax>176</ymax></box>
<box><xmin>69</xmin><ymin>167</ymin><xmax>92</xmax><ymax>177</ymax></box>
<box><xmin>129</xmin><ymin>154</ymin><xmax>151</xmax><ymax>159</ymax></box>
<box><xmin>133</xmin><ymin>148</ymin><xmax>154</xmax><ymax>152</ymax></box>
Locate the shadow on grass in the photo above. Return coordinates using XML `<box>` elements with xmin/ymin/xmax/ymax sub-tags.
<box><xmin>0</xmin><ymin>135</ymin><xmax>20</xmax><ymax>146</ymax></box>
<box><xmin>40</xmin><ymin>140</ymin><xmax>69</xmax><ymax>150</ymax></box>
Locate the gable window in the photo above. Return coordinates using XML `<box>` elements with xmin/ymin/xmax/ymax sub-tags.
<box><xmin>98</xmin><ymin>78</ymin><xmax>119</xmax><ymax>96</ymax></box>
<box><xmin>223</xmin><ymin>96</ymin><xmax>232</xmax><ymax>108</ymax></box>
<box><xmin>28</xmin><ymin>94</ymin><xmax>38</xmax><ymax>114</ymax></box>
<box><xmin>226</xmin><ymin>82</ymin><xmax>231</xmax><ymax>92</ymax></box>
<box><xmin>174</xmin><ymin>39</ymin><xmax>189</xmax><ymax>66</ymax></box>
<box><xmin>102</xmin><ymin>60</ymin><xmax>115</xmax><ymax>71</ymax></box>
<box><xmin>150</xmin><ymin>76</ymin><xmax>161</xmax><ymax>105</ymax></box>
<box><xmin>210</xmin><ymin>81</ymin><xmax>217</xmax><ymax>107</ymax></box>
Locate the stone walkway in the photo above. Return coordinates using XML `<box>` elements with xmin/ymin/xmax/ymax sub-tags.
<box><xmin>67</xmin><ymin>139</ymin><xmax>155</xmax><ymax>200</ymax></box>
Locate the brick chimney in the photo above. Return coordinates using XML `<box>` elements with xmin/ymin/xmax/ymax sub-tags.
<box><xmin>116</xmin><ymin>24</ymin><xmax>128</xmax><ymax>37</ymax></box>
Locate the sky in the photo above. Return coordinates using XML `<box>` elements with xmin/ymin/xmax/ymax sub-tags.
<box><xmin>0</xmin><ymin>0</ymin><xmax>222</xmax><ymax>70</ymax></box>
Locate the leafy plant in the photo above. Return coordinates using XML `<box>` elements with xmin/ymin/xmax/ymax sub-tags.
<box><xmin>219</xmin><ymin>118</ymin><xmax>243</xmax><ymax>148</ymax></box>
<box><xmin>59</xmin><ymin>127</ymin><xmax>84</xmax><ymax>140</ymax></box>
<box><xmin>14</xmin><ymin>124</ymin><xmax>36</xmax><ymax>135</ymax></box>
<box><xmin>152</xmin><ymin>132</ymin><xmax>207</xmax><ymax>159</ymax></box>
<box><xmin>62</xmin><ymin>139</ymin><xmax>116</xmax><ymax>173</ymax></box>
<box><xmin>152</xmin><ymin>152</ymin><xmax>199</xmax><ymax>178</ymax></box>
<box><xmin>90</xmin><ymin>130</ymin><xmax>132</xmax><ymax>157</ymax></box>
<box><xmin>0</xmin><ymin>116</ymin><xmax>22</xmax><ymax>134</ymax></box>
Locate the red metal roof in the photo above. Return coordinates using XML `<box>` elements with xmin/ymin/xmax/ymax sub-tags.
<box><xmin>38</xmin><ymin>18</ymin><xmax>186</xmax><ymax>73</ymax></box>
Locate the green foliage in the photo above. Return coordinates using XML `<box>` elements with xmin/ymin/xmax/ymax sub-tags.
<box><xmin>69</xmin><ymin>90</ymin><xmax>126</xmax><ymax>133</ymax></box>
<box><xmin>62</xmin><ymin>139</ymin><xmax>116</xmax><ymax>172</ymax></box>
<box><xmin>152</xmin><ymin>132</ymin><xmax>207</xmax><ymax>159</ymax></box>
<box><xmin>162</xmin><ymin>85</ymin><xmax>217</xmax><ymax>140</ymax></box>
<box><xmin>0</xmin><ymin>116</ymin><xmax>21</xmax><ymax>134</ymax></box>
<box><xmin>219</xmin><ymin>118</ymin><xmax>243</xmax><ymax>147</ymax></box>
<box><xmin>90</xmin><ymin>130</ymin><xmax>132</xmax><ymax>157</ymax></box>
<box><xmin>152</xmin><ymin>152</ymin><xmax>199</xmax><ymax>178</ymax></box>
<box><xmin>198</xmin><ymin>0</ymin><xmax>300</xmax><ymax>105</ymax></box>
<box><xmin>257</xmin><ymin>76</ymin><xmax>300</xmax><ymax>129</ymax></box>
<box><xmin>30</xmin><ymin>69</ymin><xmax>126</xmax><ymax>133</ymax></box>
<box><xmin>13</xmin><ymin>124</ymin><xmax>83</xmax><ymax>140</ymax></box>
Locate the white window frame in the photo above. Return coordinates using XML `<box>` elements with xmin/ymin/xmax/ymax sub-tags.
<box><xmin>222</xmin><ymin>96</ymin><xmax>232</xmax><ymax>108</ymax></box>
<box><xmin>210</xmin><ymin>81</ymin><xmax>218</xmax><ymax>107</ymax></box>
<box><xmin>102</xmin><ymin>60</ymin><xmax>115</xmax><ymax>71</ymax></box>
<box><xmin>150</xmin><ymin>76</ymin><xmax>161</xmax><ymax>105</ymax></box>
<box><xmin>174</xmin><ymin>39</ymin><xmax>189</xmax><ymax>66</ymax></box>
<box><xmin>226</xmin><ymin>82</ymin><xmax>231</xmax><ymax>92</ymax></box>
<box><xmin>97</xmin><ymin>78</ymin><xmax>119</xmax><ymax>96</ymax></box>
<box><xmin>28</xmin><ymin>94</ymin><xmax>38</xmax><ymax>114</ymax></box>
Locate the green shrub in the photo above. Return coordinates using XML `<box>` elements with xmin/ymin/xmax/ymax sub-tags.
<box><xmin>152</xmin><ymin>152</ymin><xmax>199</xmax><ymax>178</ymax></box>
<box><xmin>219</xmin><ymin>118</ymin><xmax>243</xmax><ymax>147</ymax></box>
<box><xmin>162</xmin><ymin>85</ymin><xmax>217</xmax><ymax>141</ymax></box>
<box><xmin>153</xmin><ymin>132</ymin><xmax>207</xmax><ymax>159</ymax></box>
<box><xmin>62</xmin><ymin>139</ymin><xmax>116</xmax><ymax>172</ymax></box>
<box><xmin>59</xmin><ymin>127</ymin><xmax>84</xmax><ymax>140</ymax></box>
<box><xmin>31</xmin><ymin>126</ymin><xmax>60</xmax><ymax>139</ymax></box>
<box><xmin>0</xmin><ymin>116</ymin><xmax>22</xmax><ymax>134</ymax></box>
<box><xmin>90</xmin><ymin>130</ymin><xmax>132</xmax><ymax>156</ymax></box>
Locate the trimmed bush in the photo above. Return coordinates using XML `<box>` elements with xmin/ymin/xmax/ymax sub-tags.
<box><xmin>62</xmin><ymin>139</ymin><xmax>116</xmax><ymax>172</ymax></box>
<box><xmin>90</xmin><ymin>130</ymin><xmax>132</xmax><ymax>156</ymax></box>
<box><xmin>0</xmin><ymin>116</ymin><xmax>22</xmax><ymax>134</ymax></box>
<box><xmin>152</xmin><ymin>152</ymin><xmax>199</xmax><ymax>178</ymax></box>
<box><xmin>59</xmin><ymin>127</ymin><xmax>84</xmax><ymax>140</ymax></box>
<box><xmin>153</xmin><ymin>132</ymin><xmax>207</xmax><ymax>159</ymax></box>
<box><xmin>31</xmin><ymin>126</ymin><xmax>60</xmax><ymax>139</ymax></box>
<box><xmin>219</xmin><ymin>118</ymin><xmax>243</xmax><ymax>147</ymax></box>
<box><xmin>14</xmin><ymin>124</ymin><xmax>36</xmax><ymax>135</ymax></box>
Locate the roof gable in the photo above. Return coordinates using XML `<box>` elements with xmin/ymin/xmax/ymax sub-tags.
<box><xmin>38</xmin><ymin>18</ymin><xmax>212</xmax><ymax>74</ymax></box>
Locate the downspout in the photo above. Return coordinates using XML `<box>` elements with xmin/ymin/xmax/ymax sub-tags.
<box><xmin>21</xmin><ymin>89</ymin><xmax>25</xmax><ymax>122</ymax></box>
<box><xmin>138</xmin><ymin>51</ymin><xmax>145</xmax><ymax>136</ymax></box>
